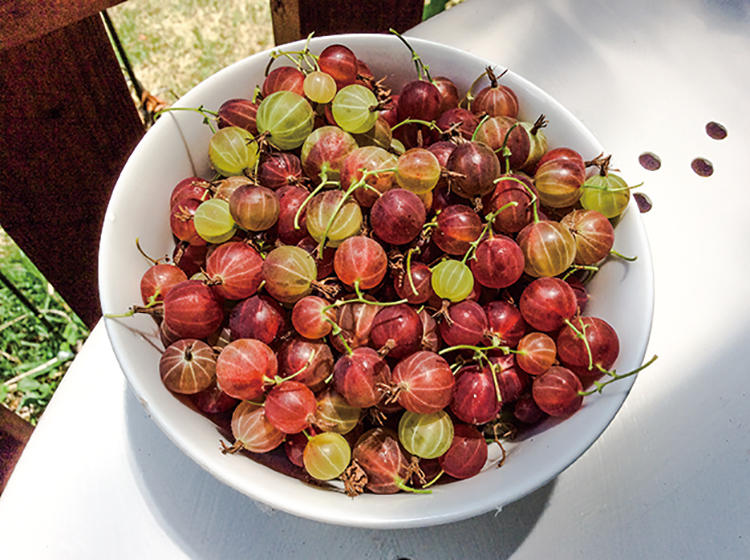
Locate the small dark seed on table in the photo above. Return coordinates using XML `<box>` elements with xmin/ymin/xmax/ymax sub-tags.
<box><xmin>638</xmin><ymin>152</ymin><xmax>661</xmax><ymax>171</ymax></box>
<box><xmin>705</xmin><ymin>121</ymin><xmax>727</xmax><ymax>140</ymax></box>
<box><xmin>634</xmin><ymin>193</ymin><xmax>652</xmax><ymax>213</ymax></box>
<box><xmin>691</xmin><ymin>157</ymin><xmax>713</xmax><ymax>177</ymax></box>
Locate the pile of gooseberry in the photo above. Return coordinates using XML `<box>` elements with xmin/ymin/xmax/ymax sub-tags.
<box><xmin>120</xmin><ymin>34</ymin><xmax>654</xmax><ymax>495</ymax></box>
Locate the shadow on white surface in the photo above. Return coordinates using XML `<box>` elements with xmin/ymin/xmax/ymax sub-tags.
<box><xmin>700</xmin><ymin>0</ymin><xmax>749</xmax><ymax>27</ymax></box>
<box><xmin>124</xmin><ymin>390</ymin><xmax>554</xmax><ymax>559</ymax></box>
<box><xmin>120</xmin><ymin>304</ymin><xmax>750</xmax><ymax>559</ymax></box>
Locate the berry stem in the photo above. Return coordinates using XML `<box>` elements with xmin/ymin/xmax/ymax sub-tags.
<box><xmin>610</xmin><ymin>249</ymin><xmax>638</xmax><ymax>261</ymax></box>
<box><xmin>405</xmin><ymin>247</ymin><xmax>419</xmax><ymax>296</ymax></box>
<box><xmin>460</xmin><ymin>201</ymin><xmax>518</xmax><ymax>264</ymax></box>
<box><xmin>332</xmin><ymin>331</ymin><xmax>354</xmax><ymax>356</ymax></box>
<box><xmin>529</xmin><ymin>114</ymin><xmax>548</xmax><ymax>136</ymax></box>
<box><xmin>266</xmin><ymin>45</ymin><xmax>319</xmax><ymax>75</ymax></box>
<box><xmin>316</xmin><ymin>184</ymin><xmax>358</xmax><ymax>258</ymax></box>
<box><xmin>322</xmin><ymin>290</ymin><xmax>408</xmax><ymax>313</ymax></box>
<box><xmin>439</xmin><ymin>342</ymin><xmax>512</xmax><ymax>360</ymax></box>
<box><xmin>493</xmin><ymin>174</ymin><xmax>539</xmax><ymax>223</ymax></box>
<box><xmin>301</xmin><ymin>32</ymin><xmax>319</xmax><ymax>72</ymax></box>
<box><xmin>352</xmin><ymin>279</ymin><xmax>367</xmax><ymax>301</ymax></box>
<box><xmin>495</xmin><ymin>121</ymin><xmax>523</xmax><ymax>172</ymax></box>
<box><xmin>563</xmin><ymin>317</ymin><xmax>593</xmax><ymax>370</ymax></box>
<box><xmin>471</xmin><ymin>114</ymin><xmax>491</xmax><ymax>142</ymax></box>
<box><xmin>135</xmin><ymin>238</ymin><xmax>163</xmax><ymax>265</ymax></box>
<box><xmin>421</xmin><ymin>469</ymin><xmax>444</xmax><ymax>488</ymax></box>
<box><xmin>581</xmin><ymin>181</ymin><xmax>643</xmax><ymax>193</ymax></box>
<box><xmin>486</xmin><ymin>66</ymin><xmax>498</xmax><ymax>88</ymax></box>
<box><xmin>495</xmin><ymin>437</ymin><xmax>507</xmax><ymax>467</ymax></box>
<box><xmin>393</xmin><ymin>476</ymin><xmax>432</xmax><ymax>494</ymax></box>
<box><xmin>154</xmin><ymin>105</ymin><xmax>218</xmax><ymax>133</ymax></box>
<box><xmin>390</xmin><ymin>118</ymin><xmax>441</xmax><ymax>133</ymax></box>
<box><xmin>293</xmin><ymin>169</ymin><xmax>336</xmax><ymax>230</ymax></box>
<box><xmin>562</xmin><ymin>264</ymin><xmax>599</xmax><ymax>281</ymax></box>
<box><xmin>104</xmin><ymin>298</ymin><xmax>163</xmax><ymax>318</ymax></box>
<box><xmin>449</xmin><ymin>360</ymin><xmax>465</xmax><ymax>374</ymax></box>
<box><xmin>439</xmin><ymin>344</ymin><xmax>507</xmax><ymax>402</ymax></box>
<box><xmin>389</xmin><ymin>29</ymin><xmax>432</xmax><ymax>82</ymax></box>
<box><xmin>316</xmin><ymin>168</ymin><xmax>389</xmax><ymax>258</ymax></box>
<box><xmin>251</xmin><ymin>85</ymin><xmax>262</xmax><ymax>104</ymax></box>
<box><xmin>275</xmin><ymin>352</ymin><xmax>316</xmax><ymax>383</ymax></box>
<box><xmin>484</xmin><ymin>201</ymin><xmax>519</xmax><ymax>224</ymax></box>
<box><xmin>488</xmin><ymin>359</ymin><xmax>504</xmax><ymax>405</ymax></box>
<box><xmin>220</xmin><ymin>440</ymin><xmax>244</xmax><ymax>454</ymax></box>
<box><xmin>584</xmin><ymin>153</ymin><xmax>611</xmax><ymax>175</ymax></box>
<box><xmin>459</xmin><ymin>66</ymin><xmax>506</xmax><ymax>109</ymax></box>
<box><xmin>578</xmin><ymin>355</ymin><xmax>658</xmax><ymax>396</ymax></box>
<box><xmin>459</xmin><ymin>72</ymin><xmax>484</xmax><ymax>109</ymax></box>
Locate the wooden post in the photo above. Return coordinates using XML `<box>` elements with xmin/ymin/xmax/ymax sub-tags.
<box><xmin>0</xmin><ymin>0</ymin><xmax>127</xmax><ymax>49</ymax></box>
<box><xmin>0</xmin><ymin>1</ymin><xmax>139</xmax><ymax>487</ymax></box>
<box><xmin>0</xmin><ymin>12</ymin><xmax>144</xmax><ymax>328</ymax></box>
<box><xmin>270</xmin><ymin>0</ymin><xmax>425</xmax><ymax>45</ymax></box>
<box><xmin>0</xmin><ymin>405</ymin><xmax>33</xmax><ymax>494</ymax></box>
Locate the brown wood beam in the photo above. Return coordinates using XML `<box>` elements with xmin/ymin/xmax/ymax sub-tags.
<box><xmin>0</xmin><ymin>405</ymin><xmax>33</xmax><ymax>495</ymax></box>
<box><xmin>0</xmin><ymin>14</ymin><xmax>144</xmax><ymax>328</ymax></box>
<box><xmin>270</xmin><ymin>0</ymin><xmax>425</xmax><ymax>45</ymax></box>
<box><xmin>0</xmin><ymin>0</ymin><xmax>126</xmax><ymax>50</ymax></box>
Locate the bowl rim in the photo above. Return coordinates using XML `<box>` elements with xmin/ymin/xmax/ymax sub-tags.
<box><xmin>99</xmin><ymin>32</ymin><xmax>655</xmax><ymax>529</ymax></box>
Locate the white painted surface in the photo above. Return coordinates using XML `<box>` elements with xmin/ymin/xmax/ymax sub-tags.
<box><xmin>2</xmin><ymin>0</ymin><xmax>750</xmax><ymax>557</ymax></box>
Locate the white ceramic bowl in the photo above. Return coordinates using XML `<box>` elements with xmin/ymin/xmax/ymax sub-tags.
<box><xmin>99</xmin><ymin>34</ymin><xmax>653</xmax><ymax>529</ymax></box>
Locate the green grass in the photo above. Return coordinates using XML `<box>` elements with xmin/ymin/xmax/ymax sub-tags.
<box><xmin>108</xmin><ymin>0</ymin><xmax>274</xmax><ymax>104</ymax></box>
<box><xmin>107</xmin><ymin>0</ymin><xmax>463</xmax><ymax>104</ymax></box>
<box><xmin>0</xmin><ymin>229</ymin><xmax>89</xmax><ymax>424</ymax></box>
